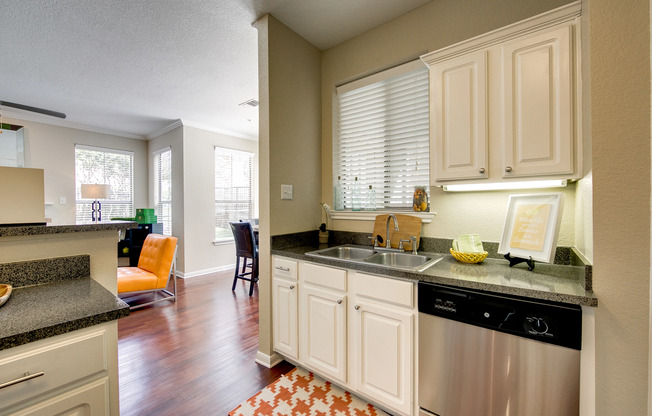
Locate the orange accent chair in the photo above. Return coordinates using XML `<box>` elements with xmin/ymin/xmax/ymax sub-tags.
<box><xmin>118</xmin><ymin>233</ymin><xmax>178</xmax><ymax>310</ymax></box>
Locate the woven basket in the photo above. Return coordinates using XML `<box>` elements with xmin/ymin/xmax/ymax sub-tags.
<box><xmin>450</xmin><ymin>248</ymin><xmax>488</xmax><ymax>264</ymax></box>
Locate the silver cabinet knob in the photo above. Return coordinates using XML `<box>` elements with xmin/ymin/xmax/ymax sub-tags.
<box><xmin>479</xmin><ymin>168</ymin><xmax>485</xmax><ymax>174</ymax></box>
<box><xmin>337</xmin><ymin>299</ymin><xmax>343</xmax><ymax>304</ymax></box>
<box><xmin>505</xmin><ymin>166</ymin><xmax>513</xmax><ymax>173</ymax></box>
<box><xmin>289</xmin><ymin>285</ymin><xmax>295</xmax><ymax>290</ymax></box>
<box><xmin>354</xmin><ymin>305</ymin><xmax>361</xmax><ymax>310</ymax></box>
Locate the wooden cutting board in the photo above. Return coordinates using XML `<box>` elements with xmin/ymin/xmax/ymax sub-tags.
<box><xmin>372</xmin><ymin>214</ymin><xmax>422</xmax><ymax>251</ymax></box>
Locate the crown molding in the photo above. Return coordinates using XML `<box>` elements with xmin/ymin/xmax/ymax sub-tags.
<box><xmin>146</xmin><ymin>119</ymin><xmax>183</xmax><ymax>139</ymax></box>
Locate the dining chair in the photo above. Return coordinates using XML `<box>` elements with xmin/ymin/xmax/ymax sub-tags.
<box><xmin>239</xmin><ymin>218</ymin><xmax>259</xmax><ymax>245</ymax></box>
<box><xmin>117</xmin><ymin>233</ymin><xmax>178</xmax><ymax>309</ymax></box>
<box><xmin>230</xmin><ymin>221</ymin><xmax>258</xmax><ymax>296</ymax></box>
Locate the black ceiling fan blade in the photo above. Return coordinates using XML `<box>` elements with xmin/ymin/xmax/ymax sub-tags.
<box><xmin>0</xmin><ymin>101</ymin><xmax>66</xmax><ymax>119</ymax></box>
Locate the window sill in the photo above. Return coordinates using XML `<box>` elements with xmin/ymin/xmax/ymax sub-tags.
<box><xmin>330</xmin><ymin>210</ymin><xmax>436</xmax><ymax>223</ymax></box>
<box><xmin>213</xmin><ymin>238</ymin><xmax>234</xmax><ymax>246</ymax></box>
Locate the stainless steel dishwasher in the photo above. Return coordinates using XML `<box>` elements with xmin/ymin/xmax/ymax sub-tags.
<box><xmin>418</xmin><ymin>282</ymin><xmax>582</xmax><ymax>416</ymax></box>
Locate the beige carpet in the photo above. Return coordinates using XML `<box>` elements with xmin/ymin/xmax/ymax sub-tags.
<box><xmin>229</xmin><ymin>367</ymin><xmax>389</xmax><ymax>416</ymax></box>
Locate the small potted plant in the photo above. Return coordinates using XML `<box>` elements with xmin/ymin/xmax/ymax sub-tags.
<box><xmin>319</xmin><ymin>203</ymin><xmax>330</xmax><ymax>244</ymax></box>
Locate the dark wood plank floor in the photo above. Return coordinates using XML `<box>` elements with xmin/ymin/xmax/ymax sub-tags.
<box><xmin>118</xmin><ymin>270</ymin><xmax>294</xmax><ymax>416</ymax></box>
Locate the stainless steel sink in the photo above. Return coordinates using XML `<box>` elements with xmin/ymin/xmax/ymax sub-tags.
<box><xmin>306</xmin><ymin>245</ymin><xmax>376</xmax><ymax>260</ymax></box>
<box><xmin>305</xmin><ymin>244</ymin><xmax>443</xmax><ymax>272</ymax></box>
<box><xmin>364</xmin><ymin>252</ymin><xmax>444</xmax><ymax>272</ymax></box>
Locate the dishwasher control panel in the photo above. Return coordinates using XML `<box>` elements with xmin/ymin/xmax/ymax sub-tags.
<box><xmin>418</xmin><ymin>282</ymin><xmax>582</xmax><ymax>350</ymax></box>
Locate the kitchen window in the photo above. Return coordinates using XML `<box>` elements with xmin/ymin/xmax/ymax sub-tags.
<box><xmin>154</xmin><ymin>147</ymin><xmax>172</xmax><ymax>235</ymax></box>
<box><xmin>75</xmin><ymin>145</ymin><xmax>134</xmax><ymax>222</ymax></box>
<box><xmin>214</xmin><ymin>147</ymin><xmax>254</xmax><ymax>241</ymax></box>
<box><xmin>334</xmin><ymin>60</ymin><xmax>430</xmax><ymax>211</ymax></box>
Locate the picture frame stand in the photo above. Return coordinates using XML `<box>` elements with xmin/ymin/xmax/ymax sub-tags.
<box><xmin>504</xmin><ymin>252</ymin><xmax>535</xmax><ymax>271</ymax></box>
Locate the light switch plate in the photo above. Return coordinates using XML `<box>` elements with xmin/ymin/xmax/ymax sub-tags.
<box><xmin>281</xmin><ymin>184</ymin><xmax>293</xmax><ymax>200</ymax></box>
<box><xmin>59</xmin><ymin>196</ymin><xmax>66</xmax><ymax>205</ymax></box>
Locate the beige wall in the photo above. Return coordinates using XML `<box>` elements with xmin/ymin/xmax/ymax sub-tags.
<box><xmin>256</xmin><ymin>14</ymin><xmax>322</xmax><ymax>359</ymax></box>
<box><xmin>2</xmin><ymin>117</ymin><xmax>148</xmax><ymax>225</ymax></box>
<box><xmin>590</xmin><ymin>0</ymin><xmax>650</xmax><ymax>414</ymax></box>
<box><xmin>180</xmin><ymin>125</ymin><xmax>258</xmax><ymax>277</ymax></box>
<box><xmin>148</xmin><ymin>126</ymin><xmax>185</xmax><ymax>270</ymax></box>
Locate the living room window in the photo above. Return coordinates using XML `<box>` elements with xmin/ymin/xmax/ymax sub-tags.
<box><xmin>334</xmin><ymin>60</ymin><xmax>429</xmax><ymax>210</ymax></box>
<box><xmin>154</xmin><ymin>147</ymin><xmax>172</xmax><ymax>235</ymax></box>
<box><xmin>75</xmin><ymin>145</ymin><xmax>134</xmax><ymax>222</ymax></box>
<box><xmin>214</xmin><ymin>147</ymin><xmax>254</xmax><ymax>241</ymax></box>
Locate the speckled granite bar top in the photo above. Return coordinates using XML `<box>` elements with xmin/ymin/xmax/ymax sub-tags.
<box><xmin>0</xmin><ymin>278</ymin><xmax>129</xmax><ymax>351</ymax></box>
<box><xmin>0</xmin><ymin>221</ymin><xmax>137</xmax><ymax>238</ymax></box>
<box><xmin>272</xmin><ymin>244</ymin><xmax>597</xmax><ymax>307</ymax></box>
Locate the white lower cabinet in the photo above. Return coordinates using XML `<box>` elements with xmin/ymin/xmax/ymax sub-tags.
<box><xmin>272</xmin><ymin>257</ymin><xmax>299</xmax><ymax>359</ymax></box>
<box><xmin>299</xmin><ymin>262</ymin><xmax>347</xmax><ymax>384</ymax></box>
<box><xmin>271</xmin><ymin>256</ymin><xmax>416</xmax><ymax>416</ymax></box>
<box><xmin>352</xmin><ymin>272</ymin><xmax>415</xmax><ymax>416</ymax></box>
<box><xmin>0</xmin><ymin>323</ymin><xmax>118</xmax><ymax>416</ymax></box>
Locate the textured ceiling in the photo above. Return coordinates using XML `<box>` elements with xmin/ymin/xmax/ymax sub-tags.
<box><xmin>0</xmin><ymin>0</ymin><xmax>431</xmax><ymax>140</ymax></box>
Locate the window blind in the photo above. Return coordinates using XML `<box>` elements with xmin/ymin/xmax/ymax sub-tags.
<box><xmin>334</xmin><ymin>60</ymin><xmax>430</xmax><ymax>210</ymax></box>
<box><xmin>154</xmin><ymin>147</ymin><xmax>172</xmax><ymax>235</ymax></box>
<box><xmin>75</xmin><ymin>145</ymin><xmax>134</xmax><ymax>222</ymax></box>
<box><xmin>214</xmin><ymin>147</ymin><xmax>254</xmax><ymax>240</ymax></box>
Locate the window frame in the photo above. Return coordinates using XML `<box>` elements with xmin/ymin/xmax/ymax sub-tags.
<box><xmin>333</xmin><ymin>59</ymin><xmax>430</xmax><ymax>213</ymax></box>
<box><xmin>74</xmin><ymin>144</ymin><xmax>135</xmax><ymax>223</ymax></box>
<box><xmin>153</xmin><ymin>147</ymin><xmax>172</xmax><ymax>236</ymax></box>
<box><xmin>214</xmin><ymin>146</ymin><xmax>255</xmax><ymax>243</ymax></box>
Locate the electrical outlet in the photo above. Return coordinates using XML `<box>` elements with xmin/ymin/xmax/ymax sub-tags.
<box><xmin>281</xmin><ymin>184</ymin><xmax>293</xmax><ymax>200</ymax></box>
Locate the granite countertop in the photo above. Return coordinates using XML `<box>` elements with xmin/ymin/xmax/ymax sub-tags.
<box><xmin>0</xmin><ymin>221</ymin><xmax>137</xmax><ymax>238</ymax></box>
<box><xmin>0</xmin><ymin>278</ymin><xmax>130</xmax><ymax>351</ymax></box>
<box><xmin>272</xmin><ymin>244</ymin><xmax>597</xmax><ymax>307</ymax></box>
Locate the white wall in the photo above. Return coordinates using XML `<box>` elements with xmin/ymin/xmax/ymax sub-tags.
<box><xmin>2</xmin><ymin>117</ymin><xmax>148</xmax><ymax>225</ymax></box>
<box><xmin>180</xmin><ymin>125</ymin><xmax>258</xmax><ymax>277</ymax></box>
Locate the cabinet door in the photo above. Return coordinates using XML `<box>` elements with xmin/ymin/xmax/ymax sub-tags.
<box><xmin>9</xmin><ymin>377</ymin><xmax>109</xmax><ymax>416</ymax></box>
<box><xmin>431</xmin><ymin>50</ymin><xmax>488</xmax><ymax>181</ymax></box>
<box><xmin>352</xmin><ymin>299</ymin><xmax>413</xmax><ymax>416</ymax></box>
<box><xmin>502</xmin><ymin>22</ymin><xmax>574</xmax><ymax>178</ymax></box>
<box><xmin>272</xmin><ymin>277</ymin><xmax>298</xmax><ymax>359</ymax></box>
<box><xmin>299</xmin><ymin>284</ymin><xmax>347</xmax><ymax>383</ymax></box>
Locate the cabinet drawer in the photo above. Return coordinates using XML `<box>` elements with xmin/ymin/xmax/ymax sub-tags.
<box><xmin>0</xmin><ymin>329</ymin><xmax>108</xmax><ymax>412</ymax></box>
<box><xmin>301</xmin><ymin>263</ymin><xmax>346</xmax><ymax>291</ymax></box>
<box><xmin>273</xmin><ymin>257</ymin><xmax>298</xmax><ymax>281</ymax></box>
<box><xmin>353</xmin><ymin>272</ymin><xmax>414</xmax><ymax>308</ymax></box>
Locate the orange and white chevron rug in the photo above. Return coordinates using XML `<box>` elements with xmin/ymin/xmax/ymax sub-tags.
<box><xmin>228</xmin><ymin>367</ymin><xmax>390</xmax><ymax>416</ymax></box>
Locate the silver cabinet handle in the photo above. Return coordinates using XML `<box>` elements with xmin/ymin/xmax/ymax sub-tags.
<box><xmin>337</xmin><ymin>299</ymin><xmax>343</xmax><ymax>304</ymax></box>
<box><xmin>505</xmin><ymin>166</ymin><xmax>512</xmax><ymax>173</ymax></box>
<box><xmin>275</xmin><ymin>266</ymin><xmax>290</xmax><ymax>272</ymax></box>
<box><xmin>354</xmin><ymin>305</ymin><xmax>361</xmax><ymax>310</ymax></box>
<box><xmin>0</xmin><ymin>371</ymin><xmax>45</xmax><ymax>390</ymax></box>
<box><xmin>289</xmin><ymin>285</ymin><xmax>295</xmax><ymax>290</ymax></box>
<box><xmin>479</xmin><ymin>168</ymin><xmax>485</xmax><ymax>174</ymax></box>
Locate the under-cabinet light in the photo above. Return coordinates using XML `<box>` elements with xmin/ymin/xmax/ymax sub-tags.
<box><xmin>442</xmin><ymin>179</ymin><xmax>568</xmax><ymax>192</ymax></box>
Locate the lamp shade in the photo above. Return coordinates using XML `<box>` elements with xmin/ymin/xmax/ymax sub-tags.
<box><xmin>81</xmin><ymin>184</ymin><xmax>110</xmax><ymax>199</ymax></box>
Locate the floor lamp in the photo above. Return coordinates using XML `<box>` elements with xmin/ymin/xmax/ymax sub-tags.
<box><xmin>81</xmin><ymin>184</ymin><xmax>110</xmax><ymax>222</ymax></box>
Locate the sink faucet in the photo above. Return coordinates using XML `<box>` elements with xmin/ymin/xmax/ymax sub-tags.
<box><xmin>385</xmin><ymin>214</ymin><xmax>399</xmax><ymax>249</ymax></box>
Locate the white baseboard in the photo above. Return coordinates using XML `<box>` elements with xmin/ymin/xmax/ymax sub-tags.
<box><xmin>255</xmin><ymin>351</ymin><xmax>285</xmax><ymax>368</ymax></box>
<box><xmin>177</xmin><ymin>264</ymin><xmax>235</xmax><ymax>279</ymax></box>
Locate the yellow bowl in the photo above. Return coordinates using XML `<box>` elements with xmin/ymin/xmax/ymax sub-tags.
<box><xmin>0</xmin><ymin>284</ymin><xmax>12</xmax><ymax>307</ymax></box>
<box><xmin>450</xmin><ymin>249</ymin><xmax>488</xmax><ymax>264</ymax></box>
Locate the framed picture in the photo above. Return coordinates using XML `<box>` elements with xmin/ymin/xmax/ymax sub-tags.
<box><xmin>498</xmin><ymin>193</ymin><xmax>564</xmax><ymax>264</ymax></box>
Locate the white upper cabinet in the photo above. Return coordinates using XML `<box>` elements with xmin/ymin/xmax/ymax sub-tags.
<box><xmin>431</xmin><ymin>50</ymin><xmax>488</xmax><ymax>181</ymax></box>
<box><xmin>502</xmin><ymin>23</ymin><xmax>574</xmax><ymax>178</ymax></box>
<box><xmin>422</xmin><ymin>3</ymin><xmax>582</xmax><ymax>184</ymax></box>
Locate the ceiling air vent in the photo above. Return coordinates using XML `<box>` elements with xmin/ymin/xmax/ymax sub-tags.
<box><xmin>239</xmin><ymin>99</ymin><xmax>259</xmax><ymax>108</ymax></box>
